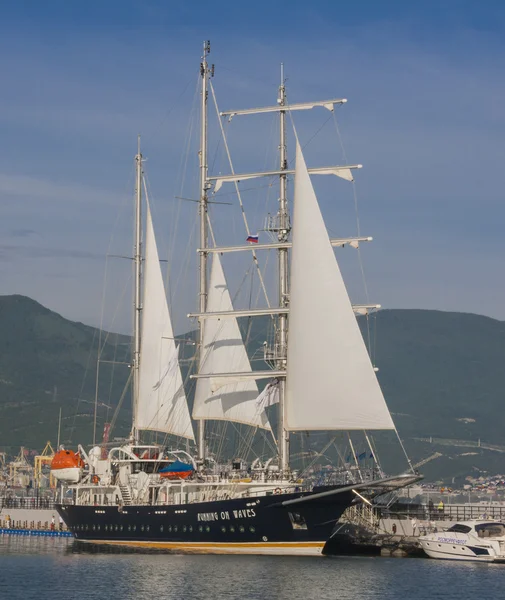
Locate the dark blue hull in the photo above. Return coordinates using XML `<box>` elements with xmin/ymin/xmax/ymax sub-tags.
<box><xmin>57</xmin><ymin>486</ymin><xmax>354</xmax><ymax>555</ymax></box>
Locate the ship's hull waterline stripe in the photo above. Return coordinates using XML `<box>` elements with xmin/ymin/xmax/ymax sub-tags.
<box><xmin>80</xmin><ymin>539</ymin><xmax>325</xmax><ymax>555</ymax></box>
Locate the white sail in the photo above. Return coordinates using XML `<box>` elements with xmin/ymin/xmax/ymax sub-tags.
<box><xmin>136</xmin><ymin>200</ymin><xmax>195</xmax><ymax>439</ymax></box>
<box><xmin>285</xmin><ymin>142</ymin><xmax>395</xmax><ymax>431</ymax></box>
<box><xmin>192</xmin><ymin>254</ymin><xmax>271</xmax><ymax>429</ymax></box>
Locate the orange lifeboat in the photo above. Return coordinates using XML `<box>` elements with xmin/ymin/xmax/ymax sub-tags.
<box><xmin>50</xmin><ymin>449</ymin><xmax>84</xmax><ymax>483</ymax></box>
<box><xmin>160</xmin><ymin>469</ymin><xmax>193</xmax><ymax>480</ymax></box>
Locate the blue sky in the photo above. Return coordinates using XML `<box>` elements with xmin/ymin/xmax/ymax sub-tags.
<box><xmin>1</xmin><ymin>1</ymin><xmax>505</xmax><ymax>332</ymax></box>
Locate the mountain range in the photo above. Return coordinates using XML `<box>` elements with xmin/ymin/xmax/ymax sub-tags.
<box><xmin>0</xmin><ymin>294</ymin><xmax>504</xmax><ymax>484</ymax></box>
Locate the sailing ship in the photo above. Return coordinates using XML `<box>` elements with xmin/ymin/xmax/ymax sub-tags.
<box><xmin>53</xmin><ymin>42</ymin><xmax>419</xmax><ymax>555</ymax></box>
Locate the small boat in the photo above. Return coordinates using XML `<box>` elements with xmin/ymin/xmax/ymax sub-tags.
<box><xmin>419</xmin><ymin>520</ymin><xmax>505</xmax><ymax>562</ymax></box>
<box><xmin>159</xmin><ymin>460</ymin><xmax>194</xmax><ymax>480</ymax></box>
<box><xmin>50</xmin><ymin>449</ymin><xmax>84</xmax><ymax>483</ymax></box>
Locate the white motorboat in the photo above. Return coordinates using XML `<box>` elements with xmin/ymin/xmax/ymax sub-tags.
<box><xmin>419</xmin><ymin>520</ymin><xmax>505</xmax><ymax>562</ymax></box>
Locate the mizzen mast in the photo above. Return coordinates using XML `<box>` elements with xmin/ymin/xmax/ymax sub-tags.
<box><xmin>132</xmin><ymin>136</ymin><xmax>142</xmax><ymax>443</ymax></box>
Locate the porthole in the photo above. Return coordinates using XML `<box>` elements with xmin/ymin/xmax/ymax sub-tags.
<box><xmin>128</xmin><ymin>525</ymin><xmax>131</xmax><ymax>531</ymax></box>
<box><xmin>239</xmin><ymin>526</ymin><xmax>245</xmax><ymax>533</ymax></box>
<box><xmin>229</xmin><ymin>526</ymin><xmax>235</xmax><ymax>533</ymax></box>
<box><xmin>141</xmin><ymin>525</ymin><xmax>145</xmax><ymax>532</ymax></box>
<box><xmin>205</xmin><ymin>526</ymin><xmax>210</xmax><ymax>533</ymax></box>
<box><xmin>115</xmin><ymin>525</ymin><xmax>119</xmax><ymax>532</ymax></box>
<box><xmin>189</xmin><ymin>526</ymin><xmax>193</xmax><ymax>533</ymax></box>
<box><xmin>132</xmin><ymin>525</ymin><xmax>136</xmax><ymax>532</ymax></box>
<box><xmin>168</xmin><ymin>525</ymin><xmax>172</xmax><ymax>532</ymax></box>
<box><xmin>183</xmin><ymin>525</ymin><xmax>187</xmax><ymax>533</ymax></box>
<box><xmin>198</xmin><ymin>526</ymin><xmax>203</xmax><ymax>532</ymax></box>
<box><xmin>104</xmin><ymin>525</ymin><xmax>108</xmax><ymax>532</ymax></box>
<box><xmin>221</xmin><ymin>526</ymin><xmax>226</xmax><ymax>533</ymax></box>
<box><xmin>120</xmin><ymin>525</ymin><xmax>123</xmax><ymax>532</ymax></box>
<box><xmin>146</xmin><ymin>525</ymin><xmax>150</xmax><ymax>532</ymax></box>
<box><xmin>160</xmin><ymin>525</ymin><xmax>164</xmax><ymax>532</ymax></box>
<box><xmin>249</xmin><ymin>526</ymin><xmax>256</xmax><ymax>533</ymax></box>
<box><xmin>92</xmin><ymin>525</ymin><xmax>96</xmax><ymax>531</ymax></box>
<box><xmin>97</xmin><ymin>525</ymin><xmax>101</xmax><ymax>531</ymax></box>
<box><xmin>174</xmin><ymin>526</ymin><xmax>178</xmax><ymax>533</ymax></box>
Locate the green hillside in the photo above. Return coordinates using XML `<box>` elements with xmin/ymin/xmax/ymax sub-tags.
<box><xmin>0</xmin><ymin>295</ymin><xmax>131</xmax><ymax>450</ymax></box>
<box><xmin>0</xmin><ymin>294</ymin><xmax>504</xmax><ymax>484</ymax></box>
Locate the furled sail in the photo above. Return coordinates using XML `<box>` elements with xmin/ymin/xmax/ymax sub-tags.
<box><xmin>136</xmin><ymin>200</ymin><xmax>195</xmax><ymax>439</ymax></box>
<box><xmin>192</xmin><ymin>254</ymin><xmax>271</xmax><ymax>429</ymax></box>
<box><xmin>285</xmin><ymin>141</ymin><xmax>395</xmax><ymax>431</ymax></box>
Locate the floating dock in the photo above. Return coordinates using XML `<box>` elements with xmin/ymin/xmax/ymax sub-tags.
<box><xmin>0</xmin><ymin>528</ymin><xmax>73</xmax><ymax>537</ymax></box>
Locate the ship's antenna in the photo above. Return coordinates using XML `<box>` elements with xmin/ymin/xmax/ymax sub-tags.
<box><xmin>197</xmin><ymin>41</ymin><xmax>213</xmax><ymax>464</ymax></box>
<box><xmin>132</xmin><ymin>135</ymin><xmax>142</xmax><ymax>443</ymax></box>
<box><xmin>277</xmin><ymin>63</ymin><xmax>290</xmax><ymax>473</ymax></box>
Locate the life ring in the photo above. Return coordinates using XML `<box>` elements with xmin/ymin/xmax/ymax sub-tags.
<box><xmin>274</xmin><ymin>488</ymin><xmax>282</xmax><ymax>495</ymax></box>
<box><xmin>91</xmin><ymin>475</ymin><xmax>100</xmax><ymax>484</ymax></box>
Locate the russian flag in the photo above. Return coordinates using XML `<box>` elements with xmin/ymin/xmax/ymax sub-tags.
<box><xmin>246</xmin><ymin>234</ymin><xmax>259</xmax><ymax>243</ymax></box>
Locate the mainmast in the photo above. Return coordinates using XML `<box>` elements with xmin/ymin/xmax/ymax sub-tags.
<box><xmin>197</xmin><ymin>41</ymin><xmax>213</xmax><ymax>463</ymax></box>
<box><xmin>277</xmin><ymin>65</ymin><xmax>290</xmax><ymax>473</ymax></box>
<box><xmin>132</xmin><ymin>137</ymin><xmax>142</xmax><ymax>443</ymax></box>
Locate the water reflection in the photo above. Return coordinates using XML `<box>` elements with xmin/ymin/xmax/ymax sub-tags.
<box><xmin>1</xmin><ymin>537</ymin><xmax>505</xmax><ymax>600</ymax></box>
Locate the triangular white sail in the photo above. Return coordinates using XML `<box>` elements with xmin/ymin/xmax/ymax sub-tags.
<box><xmin>285</xmin><ymin>142</ymin><xmax>395</xmax><ymax>431</ymax></box>
<box><xmin>136</xmin><ymin>200</ymin><xmax>195</xmax><ymax>439</ymax></box>
<box><xmin>192</xmin><ymin>254</ymin><xmax>271</xmax><ymax>429</ymax></box>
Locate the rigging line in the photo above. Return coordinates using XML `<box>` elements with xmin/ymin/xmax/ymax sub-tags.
<box><xmin>365</xmin><ymin>431</ymin><xmax>385</xmax><ymax>478</ymax></box>
<box><xmin>68</xmin><ymin>324</ymin><xmax>98</xmax><ymax>444</ymax></box>
<box><xmin>365</xmin><ymin>314</ymin><xmax>372</xmax><ymax>369</ymax></box>
<box><xmin>347</xmin><ymin>434</ymin><xmax>364</xmax><ymax>482</ymax></box>
<box><xmin>284</xmin><ymin>99</ymin><xmax>335</xmax><ymax>166</ymax></box>
<box><xmin>99</xmin><ymin>268</ymin><xmax>134</xmax><ymax>352</ymax></box>
<box><xmin>256</xmin><ymin>112</ymin><xmax>277</xmax><ymax>240</ymax></box>
<box><xmin>218</xmin><ymin>64</ymin><xmax>279</xmax><ymax>88</ymax></box>
<box><xmin>172</xmin><ymin>217</ymin><xmax>197</xmax><ymax>316</ymax></box>
<box><xmin>213</xmin><ymin>182</ymin><xmax>276</xmax><ymax>197</ymax></box>
<box><xmin>74</xmin><ymin>167</ymin><xmax>135</xmax><ymax>444</ymax></box>
<box><xmin>108</xmin><ymin>369</ymin><xmax>134</xmax><ymax>442</ymax></box>
<box><xmin>373</xmin><ymin>309</ymin><xmax>378</xmax><ymax>368</ymax></box>
<box><xmin>331</xmin><ymin>109</ymin><xmax>374</xmax><ymax>359</ymax></box>
<box><xmin>105</xmin><ymin>332</ymin><xmax>120</xmax><ymax>425</ymax></box>
<box><xmin>209</xmin><ymin>79</ymin><xmax>271</xmax><ymax>309</ymax></box>
<box><xmin>332</xmin><ymin>439</ymin><xmax>356</xmax><ymax>481</ymax></box>
<box><xmin>145</xmin><ymin>76</ymin><xmax>196</xmax><ymax>141</ymax></box>
<box><xmin>394</xmin><ymin>428</ymin><xmax>416</xmax><ymax>474</ymax></box>
<box><xmin>168</xmin><ymin>74</ymin><xmax>200</xmax><ymax>302</ymax></box>
<box><xmin>363</xmin><ymin>430</ymin><xmax>383</xmax><ymax>478</ymax></box>
<box><xmin>228</xmin><ymin>419</ymin><xmax>261</xmax><ymax>464</ymax></box>
<box><xmin>298</xmin><ymin>435</ymin><xmax>339</xmax><ymax>479</ymax></box>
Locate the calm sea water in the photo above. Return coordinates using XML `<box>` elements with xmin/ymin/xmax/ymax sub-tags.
<box><xmin>1</xmin><ymin>536</ymin><xmax>505</xmax><ymax>600</ymax></box>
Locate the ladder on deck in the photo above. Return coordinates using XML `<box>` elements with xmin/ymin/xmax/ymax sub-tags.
<box><xmin>118</xmin><ymin>484</ymin><xmax>133</xmax><ymax>506</ymax></box>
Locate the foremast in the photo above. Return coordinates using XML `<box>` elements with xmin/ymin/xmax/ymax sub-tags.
<box><xmin>197</xmin><ymin>41</ymin><xmax>213</xmax><ymax>463</ymax></box>
<box><xmin>132</xmin><ymin>137</ymin><xmax>142</xmax><ymax>443</ymax></box>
